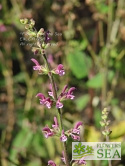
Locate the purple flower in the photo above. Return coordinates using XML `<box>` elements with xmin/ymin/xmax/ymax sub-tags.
<box><xmin>36</xmin><ymin>93</ymin><xmax>53</xmax><ymax>109</ymax></box>
<box><xmin>45</xmin><ymin>31</ymin><xmax>51</xmax><ymax>43</ymax></box>
<box><xmin>55</xmin><ymin>64</ymin><xmax>65</xmax><ymax>76</ymax></box>
<box><xmin>74</xmin><ymin>121</ymin><xmax>83</xmax><ymax>129</ymax></box>
<box><xmin>66</xmin><ymin>87</ymin><xmax>76</xmax><ymax>99</ymax></box>
<box><xmin>72</xmin><ymin>121</ymin><xmax>83</xmax><ymax>134</ymax></box>
<box><xmin>55</xmin><ymin>85</ymin><xmax>76</xmax><ymax>108</ymax></box>
<box><xmin>60</xmin><ymin>85</ymin><xmax>76</xmax><ymax>99</ymax></box>
<box><xmin>61</xmin><ymin>151</ymin><xmax>66</xmax><ymax>164</ymax></box>
<box><xmin>44</xmin><ymin>97</ymin><xmax>53</xmax><ymax>109</ymax></box>
<box><xmin>75</xmin><ymin>158</ymin><xmax>86</xmax><ymax>165</ymax></box>
<box><xmin>52</xmin><ymin>117</ymin><xmax>59</xmax><ymax>129</ymax></box>
<box><xmin>48</xmin><ymin>160</ymin><xmax>56</xmax><ymax>166</ymax></box>
<box><xmin>64</xmin><ymin>122</ymin><xmax>82</xmax><ymax>141</ymax></box>
<box><xmin>48</xmin><ymin>83</ymin><xmax>57</xmax><ymax>98</ymax></box>
<box><xmin>71</xmin><ymin>134</ymin><xmax>80</xmax><ymax>141</ymax></box>
<box><xmin>42</xmin><ymin>126</ymin><xmax>54</xmax><ymax>138</ymax></box>
<box><xmin>60</xmin><ymin>130</ymin><xmax>67</xmax><ymax>142</ymax></box>
<box><xmin>31</xmin><ymin>58</ymin><xmax>42</xmax><ymax>71</ymax></box>
<box><xmin>48</xmin><ymin>91</ymin><xmax>54</xmax><ymax>97</ymax></box>
<box><xmin>73</xmin><ymin>159</ymin><xmax>86</xmax><ymax>165</ymax></box>
<box><xmin>62</xmin><ymin>85</ymin><xmax>68</xmax><ymax>94</ymax></box>
<box><xmin>78</xmin><ymin>159</ymin><xmax>86</xmax><ymax>165</ymax></box>
<box><xmin>48</xmin><ymin>84</ymin><xmax>54</xmax><ymax>98</ymax></box>
<box><xmin>56</xmin><ymin>99</ymin><xmax>63</xmax><ymax>108</ymax></box>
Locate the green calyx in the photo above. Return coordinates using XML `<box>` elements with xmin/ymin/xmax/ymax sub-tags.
<box><xmin>20</xmin><ymin>18</ymin><xmax>28</xmax><ymax>24</ymax></box>
<box><xmin>101</xmin><ymin>115</ymin><xmax>108</xmax><ymax>120</ymax></box>
<box><xmin>100</xmin><ymin>121</ymin><xmax>106</xmax><ymax>127</ymax></box>
<box><xmin>102</xmin><ymin>129</ymin><xmax>112</xmax><ymax>136</ymax></box>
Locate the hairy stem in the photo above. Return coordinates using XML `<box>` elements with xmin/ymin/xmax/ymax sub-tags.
<box><xmin>101</xmin><ymin>1</ymin><xmax>114</xmax><ymax>166</ymax></box>
<box><xmin>42</xmin><ymin>53</ymin><xmax>70</xmax><ymax>166</ymax></box>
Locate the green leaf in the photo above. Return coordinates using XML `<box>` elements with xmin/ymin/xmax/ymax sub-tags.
<box><xmin>86</xmin><ymin>71</ymin><xmax>114</xmax><ymax>88</ymax></box>
<box><xmin>94</xmin><ymin>109</ymin><xmax>102</xmax><ymax>128</ymax></box>
<box><xmin>44</xmin><ymin>137</ymin><xmax>55</xmax><ymax>158</ymax></box>
<box><xmin>9</xmin><ymin>128</ymin><xmax>33</xmax><ymax>162</ymax></box>
<box><xmin>79</xmin><ymin>40</ymin><xmax>88</xmax><ymax>50</ymax></box>
<box><xmin>110</xmin><ymin>121</ymin><xmax>125</xmax><ymax>139</ymax></box>
<box><xmin>111</xmin><ymin>106</ymin><xmax>125</xmax><ymax>121</ymax></box>
<box><xmin>32</xmin><ymin>133</ymin><xmax>47</xmax><ymax>158</ymax></box>
<box><xmin>96</xmin><ymin>3</ymin><xmax>109</xmax><ymax>13</ymax></box>
<box><xmin>67</xmin><ymin>51</ymin><xmax>92</xmax><ymax>79</ymax></box>
<box><xmin>75</xmin><ymin>94</ymin><xmax>90</xmax><ymax>111</ymax></box>
<box><xmin>84</xmin><ymin>126</ymin><xmax>101</xmax><ymax>142</ymax></box>
<box><xmin>69</xmin><ymin>40</ymin><xmax>79</xmax><ymax>47</ymax></box>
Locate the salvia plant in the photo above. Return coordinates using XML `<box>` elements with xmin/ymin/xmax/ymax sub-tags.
<box><xmin>100</xmin><ymin>108</ymin><xmax>112</xmax><ymax>166</ymax></box>
<box><xmin>20</xmin><ymin>18</ymin><xmax>86</xmax><ymax>166</ymax></box>
<box><xmin>100</xmin><ymin>108</ymin><xmax>112</xmax><ymax>139</ymax></box>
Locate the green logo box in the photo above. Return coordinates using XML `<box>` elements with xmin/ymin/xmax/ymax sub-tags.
<box><xmin>72</xmin><ymin>142</ymin><xmax>121</xmax><ymax>160</ymax></box>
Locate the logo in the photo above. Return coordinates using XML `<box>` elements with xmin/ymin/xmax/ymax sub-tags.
<box><xmin>72</xmin><ymin>142</ymin><xmax>121</xmax><ymax>160</ymax></box>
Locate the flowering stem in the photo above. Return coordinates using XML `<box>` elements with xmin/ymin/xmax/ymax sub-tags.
<box><xmin>42</xmin><ymin>53</ymin><xmax>70</xmax><ymax>166</ymax></box>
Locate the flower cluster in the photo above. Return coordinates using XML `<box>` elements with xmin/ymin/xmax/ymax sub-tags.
<box><xmin>31</xmin><ymin>58</ymin><xmax>65</xmax><ymax>76</ymax></box>
<box><xmin>20</xmin><ymin>18</ymin><xmax>52</xmax><ymax>54</ymax></box>
<box><xmin>56</xmin><ymin>85</ymin><xmax>76</xmax><ymax>108</ymax></box>
<box><xmin>42</xmin><ymin>117</ymin><xmax>59</xmax><ymax>138</ymax></box>
<box><xmin>48</xmin><ymin>158</ymin><xmax>86</xmax><ymax>166</ymax></box>
<box><xmin>100</xmin><ymin>108</ymin><xmax>112</xmax><ymax>136</ymax></box>
<box><xmin>42</xmin><ymin>118</ymin><xmax>82</xmax><ymax>142</ymax></box>
<box><xmin>20</xmin><ymin>18</ymin><xmax>85</xmax><ymax>166</ymax></box>
<box><xmin>63</xmin><ymin>121</ymin><xmax>83</xmax><ymax>141</ymax></box>
<box><xmin>36</xmin><ymin>85</ymin><xmax>76</xmax><ymax>109</ymax></box>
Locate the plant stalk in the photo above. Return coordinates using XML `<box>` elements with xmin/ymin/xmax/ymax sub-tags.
<box><xmin>42</xmin><ymin>53</ymin><xmax>70</xmax><ymax>166</ymax></box>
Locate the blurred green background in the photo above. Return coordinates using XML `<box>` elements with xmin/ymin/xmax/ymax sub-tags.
<box><xmin>0</xmin><ymin>0</ymin><xmax>125</xmax><ymax>166</ymax></box>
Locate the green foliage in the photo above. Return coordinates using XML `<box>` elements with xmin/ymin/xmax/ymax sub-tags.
<box><xmin>32</xmin><ymin>133</ymin><xmax>48</xmax><ymax>158</ymax></box>
<box><xmin>75</xmin><ymin>94</ymin><xmax>90</xmax><ymax>111</ymax></box>
<box><xmin>0</xmin><ymin>0</ymin><xmax>125</xmax><ymax>165</ymax></box>
<box><xmin>86</xmin><ymin>71</ymin><xmax>114</xmax><ymax>88</ymax></box>
<box><xmin>9</xmin><ymin>128</ymin><xmax>34</xmax><ymax>162</ymax></box>
<box><xmin>110</xmin><ymin>121</ymin><xmax>125</xmax><ymax>139</ymax></box>
<box><xmin>67</xmin><ymin>50</ymin><xmax>92</xmax><ymax>79</ymax></box>
<box><xmin>94</xmin><ymin>109</ymin><xmax>102</xmax><ymax>128</ymax></box>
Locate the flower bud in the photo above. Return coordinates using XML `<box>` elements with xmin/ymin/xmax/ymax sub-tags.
<box><xmin>20</xmin><ymin>18</ymin><xmax>28</xmax><ymax>24</ymax></box>
<box><xmin>25</xmin><ymin>24</ymin><xmax>32</xmax><ymax>30</ymax></box>
<box><xmin>37</xmin><ymin>41</ymin><xmax>41</xmax><ymax>47</ymax></box>
<box><xmin>45</xmin><ymin>43</ymin><xmax>51</xmax><ymax>49</ymax></box>
<box><xmin>102</xmin><ymin>129</ymin><xmax>112</xmax><ymax>136</ymax></box>
<box><xmin>106</xmin><ymin>129</ymin><xmax>112</xmax><ymax>136</ymax></box>
<box><xmin>42</xmin><ymin>66</ymin><xmax>49</xmax><ymax>74</ymax></box>
<box><xmin>37</xmin><ymin>28</ymin><xmax>44</xmax><ymax>38</ymax></box>
<box><xmin>106</xmin><ymin>120</ymin><xmax>111</xmax><ymax>126</ymax></box>
<box><xmin>27</xmin><ymin>31</ymin><xmax>36</xmax><ymax>37</ymax></box>
<box><xmin>42</xmin><ymin>42</ymin><xmax>46</xmax><ymax>49</ymax></box>
<box><xmin>101</xmin><ymin>115</ymin><xmax>108</xmax><ymax>120</ymax></box>
<box><xmin>42</xmin><ymin>50</ymin><xmax>45</xmax><ymax>54</ymax></box>
<box><xmin>102</xmin><ymin>108</ymin><xmax>109</xmax><ymax>115</ymax></box>
<box><xmin>30</xmin><ymin>19</ymin><xmax>35</xmax><ymax>26</ymax></box>
<box><xmin>100</xmin><ymin>121</ymin><xmax>105</xmax><ymax>127</ymax></box>
<box><xmin>102</xmin><ymin>130</ymin><xmax>107</xmax><ymax>136</ymax></box>
<box><xmin>32</xmin><ymin>47</ymin><xmax>40</xmax><ymax>55</ymax></box>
